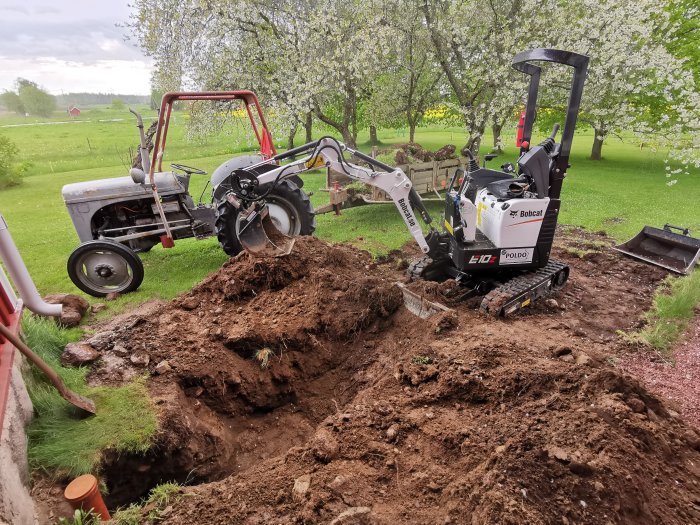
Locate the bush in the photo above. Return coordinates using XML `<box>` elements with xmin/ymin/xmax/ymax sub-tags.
<box><xmin>0</xmin><ymin>134</ymin><xmax>27</xmax><ymax>188</ymax></box>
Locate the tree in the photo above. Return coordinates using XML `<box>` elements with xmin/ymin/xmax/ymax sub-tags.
<box><xmin>366</xmin><ymin>0</ymin><xmax>443</xmax><ymax>144</ymax></box>
<box><xmin>665</xmin><ymin>0</ymin><xmax>700</xmax><ymax>86</ymax></box>
<box><xmin>0</xmin><ymin>135</ymin><xmax>27</xmax><ymax>188</ymax></box>
<box><xmin>111</xmin><ymin>98</ymin><xmax>125</xmax><ymax>110</ymax></box>
<box><xmin>16</xmin><ymin>79</ymin><xmax>55</xmax><ymax>118</ymax></box>
<box><xmin>0</xmin><ymin>91</ymin><xmax>25</xmax><ymax>115</ymax></box>
<box><xmin>128</xmin><ymin>0</ymin><xmax>389</xmax><ymax>148</ymax></box>
<box><xmin>420</xmin><ymin>0</ymin><xmax>536</xmax><ymax>154</ymax></box>
<box><xmin>546</xmin><ymin>0</ymin><xmax>698</xmax><ymax>160</ymax></box>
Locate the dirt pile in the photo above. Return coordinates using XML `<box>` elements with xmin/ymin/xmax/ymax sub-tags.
<box><xmin>79</xmin><ymin>235</ymin><xmax>698</xmax><ymax>523</ymax></box>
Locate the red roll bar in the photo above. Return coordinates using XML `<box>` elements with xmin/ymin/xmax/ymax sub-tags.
<box><xmin>146</xmin><ymin>91</ymin><xmax>276</xmax><ymax>246</ymax></box>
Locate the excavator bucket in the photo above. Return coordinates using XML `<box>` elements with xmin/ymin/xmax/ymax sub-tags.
<box><xmin>613</xmin><ymin>224</ymin><xmax>700</xmax><ymax>275</ymax></box>
<box><xmin>238</xmin><ymin>205</ymin><xmax>295</xmax><ymax>257</ymax></box>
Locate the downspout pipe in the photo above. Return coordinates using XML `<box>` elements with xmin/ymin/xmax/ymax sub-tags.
<box><xmin>0</xmin><ymin>214</ymin><xmax>62</xmax><ymax>317</ymax></box>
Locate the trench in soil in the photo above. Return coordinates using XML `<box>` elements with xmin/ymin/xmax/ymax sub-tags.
<box><xmin>99</xmin><ymin>333</ymin><xmax>376</xmax><ymax>509</ymax></box>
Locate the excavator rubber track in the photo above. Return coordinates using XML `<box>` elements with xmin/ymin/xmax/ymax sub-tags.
<box><xmin>480</xmin><ymin>259</ymin><xmax>569</xmax><ymax>317</ymax></box>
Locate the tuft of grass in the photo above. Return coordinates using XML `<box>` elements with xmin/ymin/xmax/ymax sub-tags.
<box><xmin>113</xmin><ymin>482</ymin><xmax>185</xmax><ymax>525</ymax></box>
<box><xmin>627</xmin><ymin>270</ymin><xmax>700</xmax><ymax>354</ymax></box>
<box><xmin>254</xmin><ymin>347</ymin><xmax>275</xmax><ymax>368</ymax></box>
<box><xmin>22</xmin><ymin>315</ymin><xmax>158</xmax><ymax>477</ymax></box>
<box><xmin>411</xmin><ymin>355</ymin><xmax>433</xmax><ymax>365</ymax></box>
<box><xmin>57</xmin><ymin>509</ymin><xmax>101</xmax><ymax>525</ymax></box>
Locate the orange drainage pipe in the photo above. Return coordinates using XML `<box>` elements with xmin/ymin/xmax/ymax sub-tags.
<box><xmin>63</xmin><ymin>474</ymin><xmax>111</xmax><ymax>521</ymax></box>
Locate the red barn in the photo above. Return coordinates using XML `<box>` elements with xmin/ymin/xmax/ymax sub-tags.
<box><xmin>67</xmin><ymin>106</ymin><xmax>81</xmax><ymax>117</ymax></box>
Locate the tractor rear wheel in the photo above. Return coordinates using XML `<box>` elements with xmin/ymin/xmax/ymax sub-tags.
<box><xmin>214</xmin><ymin>179</ymin><xmax>316</xmax><ymax>257</ymax></box>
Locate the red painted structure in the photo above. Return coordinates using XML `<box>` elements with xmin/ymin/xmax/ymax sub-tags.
<box><xmin>0</xmin><ymin>268</ymin><xmax>21</xmax><ymax>438</ymax></box>
<box><xmin>516</xmin><ymin>111</ymin><xmax>525</xmax><ymax>147</ymax></box>
<box><xmin>67</xmin><ymin>106</ymin><xmax>81</xmax><ymax>117</ymax></box>
<box><xmin>147</xmin><ymin>91</ymin><xmax>276</xmax><ymax>248</ymax></box>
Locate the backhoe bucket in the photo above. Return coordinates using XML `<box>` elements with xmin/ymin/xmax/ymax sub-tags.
<box><xmin>613</xmin><ymin>225</ymin><xmax>700</xmax><ymax>275</ymax></box>
<box><xmin>238</xmin><ymin>206</ymin><xmax>295</xmax><ymax>257</ymax></box>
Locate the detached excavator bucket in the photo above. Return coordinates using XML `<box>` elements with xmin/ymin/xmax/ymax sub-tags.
<box><xmin>238</xmin><ymin>205</ymin><xmax>295</xmax><ymax>257</ymax></box>
<box><xmin>613</xmin><ymin>224</ymin><xmax>700</xmax><ymax>275</ymax></box>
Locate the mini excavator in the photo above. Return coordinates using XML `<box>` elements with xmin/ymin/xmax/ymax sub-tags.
<box><xmin>217</xmin><ymin>48</ymin><xmax>589</xmax><ymax>316</ymax></box>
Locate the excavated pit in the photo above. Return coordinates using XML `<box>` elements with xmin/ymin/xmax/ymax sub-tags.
<box><xmin>91</xmin><ymin>238</ymin><xmax>405</xmax><ymax>508</ymax></box>
<box><xmin>75</xmin><ymin>234</ymin><xmax>700</xmax><ymax>523</ymax></box>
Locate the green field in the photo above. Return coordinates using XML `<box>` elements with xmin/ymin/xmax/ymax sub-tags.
<box><xmin>0</xmin><ymin>107</ymin><xmax>698</xmax><ymax>315</ymax></box>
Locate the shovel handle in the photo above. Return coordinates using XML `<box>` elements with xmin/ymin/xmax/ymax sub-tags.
<box><xmin>663</xmin><ymin>224</ymin><xmax>690</xmax><ymax>236</ymax></box>
<box><xmin>0</xmin><ymin>323</ymin><xmax>70</xmax><ymax>398</ymax></box>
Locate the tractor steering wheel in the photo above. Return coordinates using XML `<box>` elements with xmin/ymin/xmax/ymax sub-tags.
<box><xmin>170</xmin><ymin>163</ymin><xmax>207</xmax><ymax>175</ymax></box>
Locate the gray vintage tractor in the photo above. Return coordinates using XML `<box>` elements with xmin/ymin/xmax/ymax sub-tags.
<box><xmin>62</xmin><ymin>91</ymin><xmax>315</xmax><ymax>297</ymax></box>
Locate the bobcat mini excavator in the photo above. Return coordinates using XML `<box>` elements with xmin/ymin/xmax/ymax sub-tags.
<box><xmin>215</xmin><ymin>48</ymin><xmax>589</xmax><ymax>316</ymax></box>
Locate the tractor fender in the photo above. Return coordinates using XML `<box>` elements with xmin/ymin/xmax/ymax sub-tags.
<box><xmin>211</xmin><ymin>155</ymin><xmax>265</xmax><ymax>189</ymax></box>
<box><xmin>211</xmin><ymin>155</ymin><xmax>304</xmax><ymax>201</ymax></box>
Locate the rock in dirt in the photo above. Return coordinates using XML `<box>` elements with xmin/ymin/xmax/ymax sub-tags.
<box><xmin>292</xmin><ymin>474</ymin><xmax>311</xmax><ymax>502</ymax></box>
<box><xmin>310</xmin><ymin>428</ymin><xmax>339</xmax><ymax>462</ymax></box>
<box><xmin>154</xmin><ymin>360</ymin><xmax>172</xmax><ymax>375</ymax></box>
<box><xmin>112</xmin><ymin>344</ymin><xmax>129</xmax><ymax>357</ymax></box>
<box><xmin>61</xmin><ymin>342</ymin><xmax>99</xmax><ymax>367</ymax></box>
<box><xmin>385</xmin><ymin>424</ymin><xmax>400</xmax><ymax>442</ymax></box>
<box><xmin>545</xmin><ymin>298</ymin><xmax>560</xmax><ymax>309</ymax></box>
<box><xmin>179</xmin><ymin>296</ymin><xmax>200</xmax><ymax>310</ymax></box>
<box><xmin>99</xmin><ymin>354</ymin><xmax>137</xmax><ymax>381</ymax></box>
<box><xmin>329</xmin><ymin>506</ymin><xmax>372</xmax><ymax>524</ymax></box>
<box><xmin>86</xmin><ymin>331</ymin><xmax>113</xmax><ymax>350</ymax></box>
<box><xmin>105</xmin><ymin>292</ymin><xmax>120</xmax><ymax>301</ymax></box>
<box><xmin>130</xmin><ymin>351</ymin><xmax>150</xmax><ymax>367</ymax></box>
<box><xmin>45</xmin><ymin>293</ymin><xmax>90</xmax><ymax>327</ymax></box>
<box><xmin>91</xmin><ymin>303</ymin><xmax>107</xmax><ymax>313</ymax></box>
<box><xmin>61</xmin><ymin>342</ymin><xmax>100</xmax><ymax>367</ymax></box>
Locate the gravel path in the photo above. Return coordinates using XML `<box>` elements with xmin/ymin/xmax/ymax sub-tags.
<box><xmin>619</xmin><ymin>314</ymin><xmax>700</xmax><ymax>428</ymax></box>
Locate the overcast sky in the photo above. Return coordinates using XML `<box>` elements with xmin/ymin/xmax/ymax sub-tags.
<box><xmin>0</xmin><ymin>1</ymin><xmax>153</xmax><ymax>95</ymax></box>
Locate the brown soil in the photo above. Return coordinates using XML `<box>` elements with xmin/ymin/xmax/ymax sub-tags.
<box><xmin>51</xmin><ymin>234</ymin><xmax>700</xmax><ymax>524</ymax></box>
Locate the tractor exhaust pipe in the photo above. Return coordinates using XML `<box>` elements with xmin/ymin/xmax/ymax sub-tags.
<box><xmin>129</xmin><ymin>108</ymin><xmax>151</xmax><ymax>174</ymax></box>
<box><xmin>0</xmin><ymin>215</ymin><xmax>62</xmax><ymax>317</ymax></box>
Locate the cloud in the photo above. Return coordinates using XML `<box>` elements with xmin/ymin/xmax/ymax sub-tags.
<box><xmin>0</xmin><ymin>0</ymin><xmax>152</xmax><ymax>94</ymax></box>
<box><xmin>0</xmin><ymin>20</ymin><xmax>144</xmax><ymax>62</ymax></box>
<box><xmin>0</xmin><ymin>57</ymin><xmax>153</xmax><ymax>95</ymax></box>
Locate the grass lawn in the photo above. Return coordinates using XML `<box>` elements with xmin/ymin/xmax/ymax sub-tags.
<box><xmin>0</xmin><ymin>110</ymin><xmax>697</xmax><ymax>317</ymax></box>
<box><xmin>22</xmin><ymin>316</ymin><xmax>156</xmax><ymax>477</ymax></box>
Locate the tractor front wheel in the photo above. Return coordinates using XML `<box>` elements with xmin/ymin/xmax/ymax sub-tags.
<box><xmin>214</xmin><ymin>180</ymin><xmax>316</xmax><ymax>257</ymax></box>
<box><xmin>67</xmin><ymin>241</ymin><xmax>144</xmax><ymax>297</ymax></box>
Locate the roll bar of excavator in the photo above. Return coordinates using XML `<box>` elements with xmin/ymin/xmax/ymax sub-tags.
<box><xmin>512</xmin><ymin>49</ymin><xmax>589</xmax><ymax>200</ymax></box>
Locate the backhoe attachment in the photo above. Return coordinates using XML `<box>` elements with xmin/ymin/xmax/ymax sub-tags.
<box><xmin>238</xmin><ymin>204</ymin><xmax>295</xmax><ymax>257</ymax></box>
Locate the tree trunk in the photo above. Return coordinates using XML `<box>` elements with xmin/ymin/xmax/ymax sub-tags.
<box><xmin>492</xmin><ymin>123</ymin><xmax>503</xmax><ymax>152</ymax></box>
<box><xmin>462</xmin><ymin>134</ymin><xmax>482</xmax><ymax>158</ymax></box>
<box><xmin>369</xmin><ymin>125</ymin><xmax>379</xmax><ymax>146</ymax></box>
<box><xmin>590</xmin><ymin>128</ymin><xmax>604</xmax><ymax>160</ymax></box>
<box><xmin>304</xmin><ymin>112</ymin><xmax>313</xmax><ymax>143</ymax></box>
<box><xmin>341</xmin><ymin>128</ymin><xmax>356</xmax><ymax>148</ymax></box>
<box><xmin>409</xmin><ymin>122</ymin><xmax>417</xmax><ymax>144</ymax></box>
<box><xmin>287</xmin><ymin>122</ymin><xmax>298</xmax><ymax>151</ymax></box>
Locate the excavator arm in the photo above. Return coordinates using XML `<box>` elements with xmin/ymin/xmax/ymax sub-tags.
<box><xmin>224</xmin><ymin>137</ymin><xmax>437</xmax><ymax>255</ymax></box>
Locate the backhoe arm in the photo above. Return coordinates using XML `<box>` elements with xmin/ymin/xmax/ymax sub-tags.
<box><xmin>241</xmin><ymin>137</ymin><xmax>435</xmax><ymax>254</ymax></box>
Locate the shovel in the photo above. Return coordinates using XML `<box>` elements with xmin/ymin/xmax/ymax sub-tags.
<box><xmin>0</xmin><ymin>323</ymin><xmax>96</xmax><ymax>415</ymax></box>
<box><xmin>613</xmin><ymin>224</ymin><xmax>700</xmax><ymax>275</ymax></box>
<box><xmin>238</xmin><ymin>204</ymin><xmax>295</xmax><ymax>257</ymax></box>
